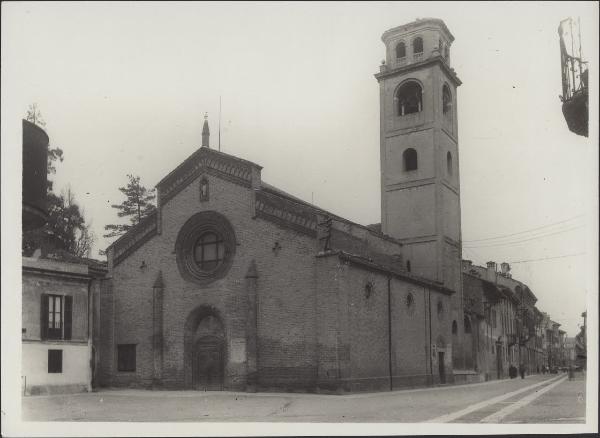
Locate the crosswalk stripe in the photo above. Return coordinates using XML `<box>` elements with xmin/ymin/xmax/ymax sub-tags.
<box><xmin>479</xmin><ymin>375</ymin><xmax>568</xmax><ymax>423</ymax></box>
<box><xmin>422</xmin><ymin>374</ymin><xmax>564</xmax><ymax>423</ymax></box>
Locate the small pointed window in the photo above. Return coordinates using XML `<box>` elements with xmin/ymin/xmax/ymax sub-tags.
<box><xmin>199</xmin><ymin>177</ymin><xmax>209</xmax><ymax>202</ymax></box>
<box><xmin>395</xmin><ymin>42</ymin><xmax>406</xmax><ymax>59</ymax></box>
<box><xmin>403</xmin><ymin>148</ymin><xmax>418</xmax><ymax>171</ymax></box>
<box><xmin>442</xmin><ymin>84</ymin><xmax>452</xmax><ymax>115</ymax></box>
<box><xmin>447</xmin><ymin>151</ymin><xmax>453</xmax><ymax>176</ymax></box>
<box><xmin>412</xmin><ymin>37</ymin><xmax>423</xmax><ymax>54</ymax></box>
<box><xmin>396</xmin><ymin>81</ymin><xmax>423</xmax><ymax>116</ymax></box>
<box><xmin>452</xmin><ymin>320</ymin><xmax>458</xmax><ymax>335</ymax></box>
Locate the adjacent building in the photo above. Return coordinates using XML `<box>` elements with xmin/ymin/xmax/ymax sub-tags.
<box><xmin>22</xmin><ymin>255</ymin><xmax>106</xmax><ymax>395</ymax></box>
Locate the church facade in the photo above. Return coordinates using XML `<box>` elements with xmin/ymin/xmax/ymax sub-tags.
<box><xmin>97</xmin><ymin>18</ymin><xmax>464</xmax><ymax>393</ymax></box>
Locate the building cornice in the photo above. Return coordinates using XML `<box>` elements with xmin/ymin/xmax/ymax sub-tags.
<box><xmin>375</xmin><ymin>56</ymin><xmax>462</xmax><ymax>86</ymax></box>
<box><xmin>334</xmin><ymin>251</ymin><xmax>455</xmax><ymax>295</ymax></box>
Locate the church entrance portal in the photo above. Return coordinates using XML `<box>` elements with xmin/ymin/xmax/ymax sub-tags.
<box><xmin>192</xmin><ymin>336</ymin><xmax>224</xmax><ymax>390</ymax></box>
<box><xmin>184</xmin><ymin>306</ymin><xmax>226</xmax><ymax>390</ymax></box>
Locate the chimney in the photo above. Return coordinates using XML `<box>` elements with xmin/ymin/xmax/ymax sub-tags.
<box><xmin>462</xmin><ymin>260</ymin><xmax>472</xmax><ymax>270</ymax></box>
<box><xmin>486</xmin><ymin>261</ymin><xmax>497</xmax><ymax>282</ymax></box>
<box><xmin>500</xmin><ymin>262</ymin><xmax>511</xmax><ymax>277</ymax></box>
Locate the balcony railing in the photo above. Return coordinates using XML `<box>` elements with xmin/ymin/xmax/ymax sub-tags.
<box><xmin>413</xmin><ymin>52</ymin><xmax>424</xmax><ymax>62</ymax></box>
<box><xmin>395</xmin><ymin>57</ymin><xmax>407</xmax><ymax>67</ymax></box>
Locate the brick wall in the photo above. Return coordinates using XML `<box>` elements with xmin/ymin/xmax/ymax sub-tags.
<box><xmin>102</xmin><ymin>171</ymin><xmax>320</xmax><ymax>390</ymax></box>
<box><xmin>100</xmin><ymin>156</ymin><xmax>456</xmax><ymax>393</ymax></box>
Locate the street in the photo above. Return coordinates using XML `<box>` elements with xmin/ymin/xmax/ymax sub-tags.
<box><xmin>22</xmin><ymin>373</ymin><xmax>586</xmax><ymax>423</ymax></box>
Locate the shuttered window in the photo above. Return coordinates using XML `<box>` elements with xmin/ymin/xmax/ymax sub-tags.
<box><xmin>40</xmin><ymin>294</ymin><xmax>72</xmax><ymax>340</ymax></box>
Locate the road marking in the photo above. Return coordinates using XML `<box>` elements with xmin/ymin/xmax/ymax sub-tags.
<box><xmin>422</xmin><ymin>374</ymin><xmax>564</xmax><ymax>423</ymax></box>
<box><xmin>479</xmin><ymin>375</ymin><xmax>568</xmax><ymax>423</ymax></box>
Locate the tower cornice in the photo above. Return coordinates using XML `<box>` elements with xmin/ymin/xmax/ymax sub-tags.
<box><xmin>382</xmin><ymin>18</ymin><xmax>455</xmax><ymax>43</ymax></box>
<box><xmin>375</xmin><ymin>56</ymin><xmax>462</xmax><ymax>86</ymax></box>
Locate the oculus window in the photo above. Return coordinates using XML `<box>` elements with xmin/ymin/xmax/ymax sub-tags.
<box><xmin>176</xmin><ymin>211</ymin><xmax>237</xmax><ymax>285</ymax></box>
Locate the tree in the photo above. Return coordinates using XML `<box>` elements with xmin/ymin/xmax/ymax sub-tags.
<box><xmin>23</xmin><ymin>187</ymin><xmax>96</xmax><ymax>258</ymax></box>
<box><xmin>23</xmin><ymin>104</ymin><xmax>94</xmax><ymax>257</ymax></box>
<box><xmin>104</xmin><ymin>174</ymin><xmax>157</xmax><ymax>239</ymax></box>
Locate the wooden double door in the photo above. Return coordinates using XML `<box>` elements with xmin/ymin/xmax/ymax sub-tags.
<box><xmin>191</xmin><ymin>337</ymin><xmax>224</xmax><ymax>391</ymax></box>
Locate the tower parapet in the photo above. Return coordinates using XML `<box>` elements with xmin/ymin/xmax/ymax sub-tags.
<box><xmin>380</xmin><ymin>18</ymin><xmax>454</xmax><ymax>71</ymax></box>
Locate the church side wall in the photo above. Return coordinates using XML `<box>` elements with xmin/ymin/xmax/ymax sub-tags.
<box><xmin>342</xmin><ymin>264</ymin><xmax>390</xmax><ymax>392</ymax></box>
<box><xmin>321</xmin><ymin>260</ymin><xmax>454</xmax><ymax>392</ymax></box>
<box><xmin>390</xmin><ymin>280</ymin><xmax>431</xmax><ymax>388</ymax></box>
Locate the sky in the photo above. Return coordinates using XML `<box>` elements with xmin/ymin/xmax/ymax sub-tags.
<box><xmin>2</xmin><ymin>1</ymin><xmax>598</xmax><ymax>337</ymax></box>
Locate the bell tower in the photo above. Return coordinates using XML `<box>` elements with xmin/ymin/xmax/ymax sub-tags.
<box><xmin>375</xmin><ymin>18</ymin><xmax>464</xmax><ymax>364</ymax></box>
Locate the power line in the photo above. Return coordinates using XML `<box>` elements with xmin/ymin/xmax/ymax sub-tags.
<box><xmin>463</xmin><ymin>214</ymin><xmax>585</xmax><ymax>243</ymax></box>
<box><xmin>507</xmin><ymin>252</ymin><xmax>586</xmax><ymax>264</ymax></box>
<box><xmin>464</xmin><ymin>224</ymin><xmax>585</xmax><ymax>248</ymax></box>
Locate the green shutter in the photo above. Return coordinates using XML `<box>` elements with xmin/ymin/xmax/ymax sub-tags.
<box><xmin>64</xmin><ymin>296</ymin><xmax>73</xmax><ymax>340</ymax></box>
<box><xmin>40</xmin><ymin>294</ymin><xmax>48</xmax><ymax>340</ymax></box>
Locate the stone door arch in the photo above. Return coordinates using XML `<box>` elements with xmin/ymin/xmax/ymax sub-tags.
<box><xmin>184</xmin><ymin>305</ymin><xmax>226</xmax><ymax>390</ymax></box>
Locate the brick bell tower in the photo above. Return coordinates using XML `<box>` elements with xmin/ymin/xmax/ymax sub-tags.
<box><xmin>375</xmin><ymin>18</ymin><xmax>465</xmax><ymax>368</ymax></box>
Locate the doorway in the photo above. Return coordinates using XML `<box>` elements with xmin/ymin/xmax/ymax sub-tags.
<box><xmin>496</xmin><ymin>342</ymin><xmax>503</xmax><ymax>380</ymax></box>
<box><xmin>184</xmin><ymin>306</ymin><xmax>226</xmax><ymax>390</ymax></box>
<box><xmin>192</xmin><ymin>337</ymin><xmax>224</xmax><ymax>391</ymax></box>
<box><xmin>438</xmin><ymin>351</ymin><xmax>446</xmax><ymax>384</ymax></box>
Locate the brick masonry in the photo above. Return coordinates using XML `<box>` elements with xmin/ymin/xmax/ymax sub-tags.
<box><xmin>98</xmin><ymin>147</ymin><xmax>456</xmax><ymax>393</ymax></box>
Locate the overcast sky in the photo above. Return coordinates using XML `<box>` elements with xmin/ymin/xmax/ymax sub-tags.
<box><xmin>2</xmin><ymin>1</ymin><xmax>598</xmax><ymax>336</ymax></box>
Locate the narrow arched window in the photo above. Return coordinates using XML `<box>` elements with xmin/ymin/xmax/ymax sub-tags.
<box><xmin>199</xmin><ymin>177</ymin><xmax>209</xmax><ymax>202</ymax></box>
<box><xmin>442</xmin><ymin>84</ymin><xmax>452</xmax><ymax>115</ymax></box>
<box><xmin>447</xmin><ymin>151</ymin><xmax>453</xmax><ymax>176</ymax></box>
<box><xmin>396</xmin><ymin>81</ymin><xmax>423</xmax><ymax>116</ymax></box>
<box><xmin>444</xmin><ymin>46</ymin><xmax>450</xmax><ymax>60</ymax></box>
<box><xmin>452</xmin><ymin>320</ymin><xmax>458</xmax><ymax>335</ymax></box>
<box><xmin>412</xmin><ymin>37</ymin><xmax>423</xmax><ymax>54</ymax></box>
<box><xmin>464</xmin><ymin>316</ymin><xmax>472</xmax><ymax>334</ymax></box>
<box><xmin>406</xmin><ymin>260</ymin><xmax>411</xmax><ymax>272</ymax></box>
<box><xmin>403</xmin><ymin>148</ymin><xmax>418</xmax><ymax>171</ymax></box>
<box><xmin>395</xmin><ymin>42</ymin><xmax>406</xmax><ymax>59</ymax></box>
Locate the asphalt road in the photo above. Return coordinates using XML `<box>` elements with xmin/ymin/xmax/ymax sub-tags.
<box><xmin>22</xmin><ymin>372</ymin><xmax>586</xmax><ymax>423</ymax></box>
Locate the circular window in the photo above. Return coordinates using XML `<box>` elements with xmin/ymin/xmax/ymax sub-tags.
<box><xmin>175</xmin><ymin>211</ymin><xmax>236</xmax><ymax>285</ymax></box>
<box><xmin>193</xmin><ymin>232</ymin><xmax>225</xmax><ymax>272</ymax></box>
